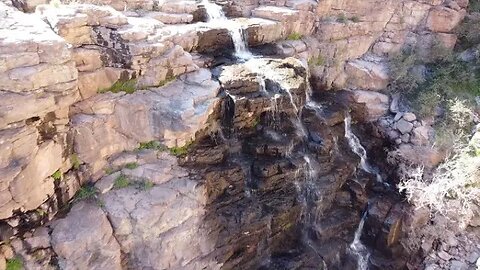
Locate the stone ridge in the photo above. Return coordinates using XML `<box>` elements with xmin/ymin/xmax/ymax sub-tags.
<box><xmin>0</xmin><ymin>0</ymin><xmax>471</xmax><ymax>268</ymax></box>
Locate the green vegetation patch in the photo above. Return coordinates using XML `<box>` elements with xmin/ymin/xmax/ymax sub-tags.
<box><xmin>137</xmin><ymin>141</ymin><xmax>167</xmax><ymax>151</ymax></box>
<box><xmin>70</xmin><ymin>154</ymin><xmax>81</xmax><ymax>170</ymax></box>
<box><xmin>98</xmin><ymin>79</ymin><xmax>137</xmax><ymax>94</ymax></box>
<box><xmin>168</xmin><ymin>141</ymin><xmax>193</xmax><ymax>157</ymax></box>
<box><xmin>287</xmin><ymin>32</ymin><xmax>303</xmax><ymax>41</ymax></box>
<box><xmin>6</xmin><ymin>257</ymin><xmax>23</xmax><ymax>270</ymax></box>
<box><xmin>124</xmin><ymin>162</ymin><xmax>139</xmax><ymax>170</ymax></box>
<box><xmin>75</xmin><ymin>186</ymin><xmax>97</xmax><ymax>201</ymax></box>
<box><xmin>141</xmin><ymin>180</ymin><xmax>155</xmax><ymax>191</ymax></box>
<box><xmin>336</xmin><ymin>13</ymin><xmax>348</xmax><ymax>23</ymax></box>
<box><xmin>114</xmin><ymin>174</ymin><xmax>131</xmax><ymax>189</ymax></box>
<box><xmin>308</xmin><ymin>55</ymin><xmax>325</xmax><ymax>66</ymax></box>
<box><xmin>51</xmin><ymin>170</ymin><xmax>62</xmax><ymax>181</ymax></box>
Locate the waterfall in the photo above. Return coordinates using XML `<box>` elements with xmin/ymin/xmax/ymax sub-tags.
<box><xmin>344</xmin><ymin>113</ymin><xmax>383</xmax><ymax>182</ymax></box>
<box><xmin>350</xmin><ymin>209</ymin><xmax>371</xmax><ymax>270</ymax></box>
<box><xmin>201</xmin><ymin>0</ymin><xmax>252</xmax><ymax>59</ymax></box>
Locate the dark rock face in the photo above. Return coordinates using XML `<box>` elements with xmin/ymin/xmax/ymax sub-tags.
<box><xmin>176</xmin><ymin>57</ymin><xmax>401</xmax><ymax>269</ymax></box>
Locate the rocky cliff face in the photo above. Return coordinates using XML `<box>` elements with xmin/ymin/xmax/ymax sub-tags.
<box><xmin>0</xmin><ymin>0</ymin><xmax>476</xmax><ymax>269</ymax></box>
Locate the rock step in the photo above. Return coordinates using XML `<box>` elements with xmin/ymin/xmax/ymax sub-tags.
<box><xmin>144</xmin><ymin>11</ymin><xmax>194</xmax><ymax>24</ymax></box>
<box><xmin>38</xmin><ymin>3</ymin><xmax>289</xmax><ymax>95</ymax></box>
<box><xmin>251</xmin><ymin>5</ymin><xmax>315</xmax><ymax>36</ymax></box>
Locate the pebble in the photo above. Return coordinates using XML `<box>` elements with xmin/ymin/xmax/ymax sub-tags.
<box><xmin>438</xmin><ymin>250</ymin><xmax>452</xmax><ymax>261</ymax></box>
<box><xmin>403</xmin><ymin>112</ymin><xmax>417</xmax><ymax>122</ymax></box>
<box><xmin>449</xmin><ymin>260</ymin><xmax>468</xmax><ymax>270</ymax></box>
<box><xmin>396</xmin><ymin>119</ymin><xmax>414</xmax><ymax>134</ymax></box>
<box><xmin>467</xmin><ymin>252</ymin><xmax>479</xmax><ymax>263</ymax></box>
<box><xmin>401</xmin><ymin>133</ymin><xmax>410</xmax><ymax>143</ymax></box>
<box><xmin>0</xmin><ymin>245</ymin><xmax>14</xmax><ymax>260</ymax></box>
<box><xmin>0</xmin><ymin>255</ymin><xmax>5</xmax><ymax>270</ymax></box>
<box><xmin>394</xmin><ymin>112</ymin><xmax>404</xmax><ymax>121</ymax></box>
<box><xmin>447</xmin><ymin>235</ymin><xmax>459</xmax><ymax>248</ymax></box>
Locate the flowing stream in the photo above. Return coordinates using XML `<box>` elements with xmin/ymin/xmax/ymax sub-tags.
<box><xmin>204</xmin><ymin>2</ymin><xmax>372</xmax><ymax>268</ymax></box>
<box><xmin>344</xmin><ymin>113</ymin><xmax>385</xmax><ymax>269</ymax></box>
<box><xmin>201</xmin><ymin>0</ymin><xmax>252</xmax><ymax>59</ymax></box>
<box><xmin>350</xmin><ymin>209</ymin><xmax>371</xmax><ymax>270</ymax></box>
<box><xmin>344</xmin><ymin>113</ymin><xmax>383</xmax><ymax>183</ymax></box>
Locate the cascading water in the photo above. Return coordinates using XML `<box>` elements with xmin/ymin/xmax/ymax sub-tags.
<box><xmin>204</xmin><ymin>2</ymin><xmax>366</xmax><ymax>267</ymax></box>
<box><xmin>344</xmin><ymin>113</ymin><xmax>388</xmax><ymax>269</ymax></box>
<box><xmin>344</xmin><ymin>113</ymin><xmax>383</xmax><ymax>182</ymax></box>
<box><xmin>201</xmin><ymin>0</ymin><xmax>252</xmax><ymax>59</ymax></box>
<box><xmin>350</xmin><ymin>209</ymin><xmax>371</xmax><ymax>270</ymax></box>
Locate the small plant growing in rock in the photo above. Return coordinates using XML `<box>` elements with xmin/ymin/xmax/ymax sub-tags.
<box><xmin>6</xmin><ymin>257</ymin><xmax>23</xmax><ymax>270</ymax></box>
<box><xmin>70</xmin><ymin>154</ymin><xmax>81</xmax><ymax>170</ymax></box>
<box><xmin>114</xmin><ymin>174</ymin><xmax>131</xmax><ymax>189</ymax></box>
<box><xmin>104</xmin><ymin>167</ymin><xmax>115</xmax><ymax>175</ymax></box>
<box><xmin>337</xmin><ymin>13</ymin><xmax>348</xmax><ymax>23</ymax></box>
<box><xmin>169</xmin><ymin>141</ymin><xmax>193</xmax><ymax>157</ymax></box>
<box><xmin>287</xmin><ymin>32</ymin><xmax>303</xmax><ymax>41</ymax></box>
<box><xmin>98</xmin><ymin>79</ymin><xmax>137</xmax><ymax>94</ymax></box>
<box><xmin>124</xmin><ymin>162</ymin><xmax>139</xmax><ymax>170</ymax></box>
<box><xmin>156</xmin><ymin>76</ymin><xmax>176</xmax><ymax>88</ymax></box>
<box><xmin>308</xmin><ymin>55</ymin><xmax>325</xmax><ymax>66</ymax></box>
<box><xmin>137</xmin><ymin>141</ymin><xmax>167</xmax><ymax>151</ymax></box>
<box><xmin>51</xmin><ymin>170</ymin><xmax>62</xmax><ymax>181</ymax></box>
<box><xmin>141</xmin><ymin>180</ymin><xmax>155</xmax><ymax>191</ymax></box>
<box><xmin>350</xmin><ymin>16</ymin><xmax>360</xmax><ymax>23</ymax></box>
<box><xmin>75</xmin><ymin>186</ymin><xmax>97</xmax><ymax>201</ymax></box>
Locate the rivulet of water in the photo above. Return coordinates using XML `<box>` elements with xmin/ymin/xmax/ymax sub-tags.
<box><xmin>344</xmin><ymin>113</ymin><xmax>383</xmax><ymax>182</ymax></box>
<box><xmin>350</xmin><ymin>209</ymin><xmax>371</xmax><ymax>270</ymax></box>
<box><xmin>201</xmin><ymin>0</ymin><xmax>252</xmax><ymax>59</ymax></box>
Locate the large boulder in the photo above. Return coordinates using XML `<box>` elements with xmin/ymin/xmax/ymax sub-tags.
<box><xmin>51</xmin><ymin>202</ymin><xmax>122</xmax><ymax>270</ymax></box>
<box><xmin>351</xmin><ymin>90</ymin><xmax>389</xmax><ymax>121</ymax></box>
<box><xmin>426</xmin><ymin>6</ymin><xmax>466</xmax><ymax>33</ymax></box>
<box><xmin>345</xmin><ymin>59</ymin><xmax>389</xmax><ymax>91</ymax></box>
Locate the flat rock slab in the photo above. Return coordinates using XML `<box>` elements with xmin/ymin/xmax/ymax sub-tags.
<box><xmin>72</xmin><ymin>68</ymin><xmax>220</xmax><ymax>176</ymax></box>
<box><xmin>51</xmin><ymin>201</ymin><xmax>122</xmax><ymax>270</ymax></box>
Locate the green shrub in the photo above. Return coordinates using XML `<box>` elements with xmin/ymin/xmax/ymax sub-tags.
<box><xmin>75</xmin><ymin>186</ymin><xmax>97</xmax><ymax>201</ymax></box>
<box><xmin>70</xmin><ymin>154</ymin><xmax>81</xmax><ymax>170</ymax></box>
<box><xmin>51</xmin><ymin>170</ymin><xmax>62</xmax><ymax>181</ymax></box>
<box><xmin>114</xmin><ymin>174</ymin><xmax>130</xmax><ymax>189</ymax></box>
<box><xmin>469</xmin><ymin>0</ymin><xmax>480</xmax><ymax>13</ymax></box>
<box><xmin>337</xmin><ymin>13</ymin><xmax>348</xmax><ymax>23</ymax></box>
<box><xmin>141</xmin><ymin>180</ymin><xmax>155</xmax><ymax>191</ymax></box>
<box><xmin>137</xmin><ymin>141</ymin><xmax>167</xmax><ymax>151</ymax></box>
<box><xmin>98</xmin><ymin>79</ymin><xmax>137</xmax><ymax>94</ymax></box>
<box><xmin>104</xmin><ymin>167</ymin><xmax>115</xmax><ymax>175</ymax></box>
<box><xmin>287</xmin><ymin>32</ymin><xmax>303</xmax><ymax>40</ymax></box>
<box><xmin>388</xmin><ymin>51</ymin><xmax>422</xmax><ymax>94</ymax></box>
<box><xmin>308</xmin><ymin>55</ymin><xmax>325</xmax><ymax>66</ymax></box>
<box><xmin>156</xmin><ymin>76</ymin><xmax>176</xmax><ymax>87</ymax></box>
<box><xmin>350</xmin><ymin>16</ymin><xmax>360</xmax><ymax>23</ymax></box>
<box><xmin>6</xmin><ymin>257</ymin><xmax>23</xmax><ymax>270</ymax></box>
<box><xmin>169</xmin><ymin>141</ymin><xmax>193</xmax><ymax>157</ymax></box>
<box><xmin>124</xmin><ymin>162</ymin><xmax>139</xmax><ymax>170</ymax></box>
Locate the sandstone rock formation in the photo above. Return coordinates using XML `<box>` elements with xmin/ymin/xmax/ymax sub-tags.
<box><xmin>0</xmin><ymin>0</ymin><xmax>477</xmax><ymax>269</ymax></box>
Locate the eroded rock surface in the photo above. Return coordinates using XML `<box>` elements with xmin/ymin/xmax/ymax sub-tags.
<box><xmin>71</xmin><ymin>68</ymin><xmax>220</xmax><ymax>178</ymax></box>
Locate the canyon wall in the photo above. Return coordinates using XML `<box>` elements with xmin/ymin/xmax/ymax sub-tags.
<box><xmin>0</xmin><ymin>0</ymin><xmax>475</xmax><ymax>269</ymax></box>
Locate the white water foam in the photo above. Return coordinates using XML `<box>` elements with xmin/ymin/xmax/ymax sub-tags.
<box><xmin>350</xmin><ymin>210</ymin><xmax>371</xmax><ymax>270</ymax></box>
<box><xmin>202</xmin><ymin>0</ymin><xmax>252</xmax><ymax>59</ymax></box>
<box><xmin>344</xmin><ymin>113</ymin><xmax>383</xmax><ymax>182</ymax></box>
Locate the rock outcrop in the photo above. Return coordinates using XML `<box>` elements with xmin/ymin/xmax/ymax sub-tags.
<box><xmin>0</xmin><ymin>0</ymin><xmax>476</xmax><ymax>269</ymax></box>
<box><xmin>0</xmin><ymin>2</ymin><xmax>79</xmax><ymax>220</ymax></box>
